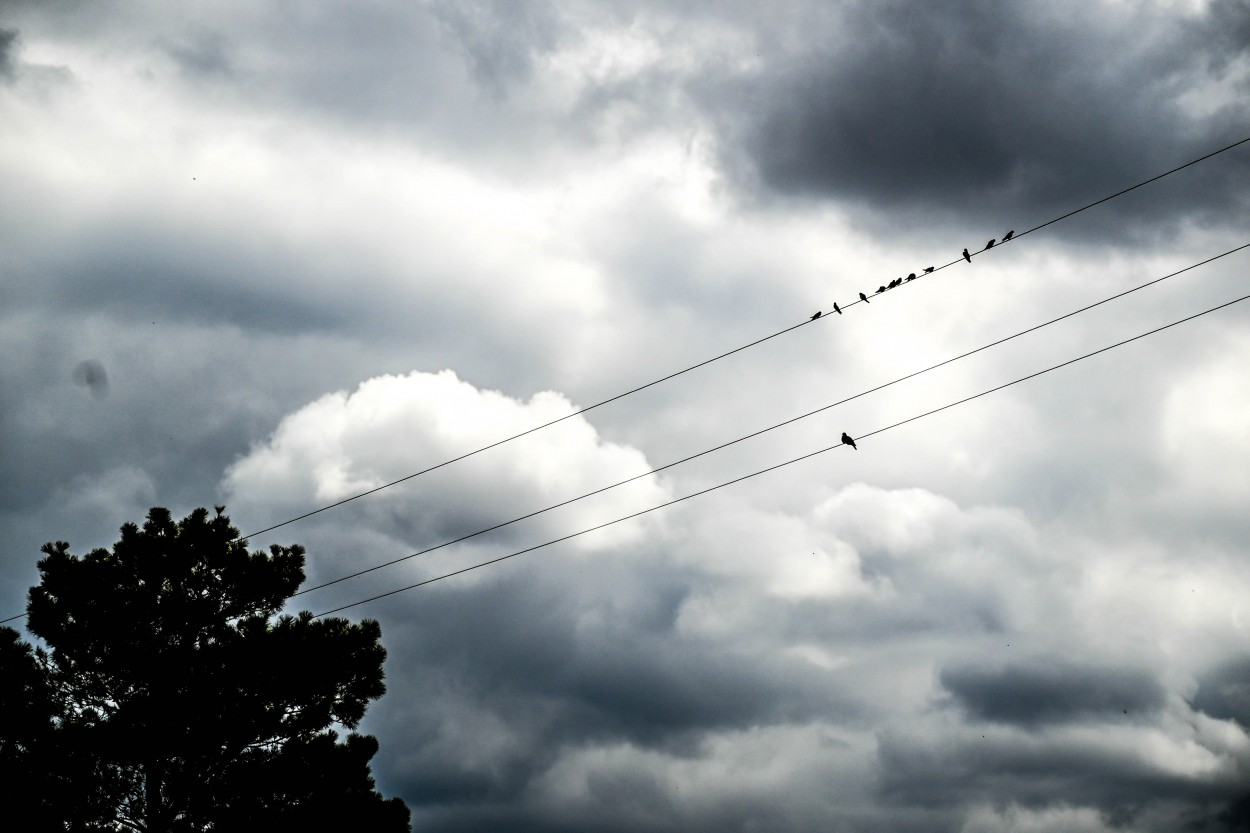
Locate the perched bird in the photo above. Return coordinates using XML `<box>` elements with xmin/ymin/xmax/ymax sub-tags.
<box><xmin>985</xmin><ymin>239</ymin><xmax>995</xmax><ymax>249</ymax></box>
<box><xmin>1003</xmin><ymin>229</ymin><xmax>1015</xmax><ymax>241</ymax></box>
<box><xmin>876</xmin><ymin>285</ymin><xmax>886</xmax><ymax>294</ymax></box>
<box><xmin>962</xmin><ymin>248</ymin><xmax>971</xmax><ymax>263</ymax></box>
<box><xmin>907</xmin><ymin>273</ymin><xmax>916</xmax><ymax>281</ymax></box>
<box><xmin>859</xmin><ymin>292</ymin><xmax>870</xmax><ymax>303</ymax></box>
<box><xmin>810</xmin><ymin>311</ymin><xmax>822</xmax><ymax>320</ymax></box>
<box><xmin>924</xmin><ymin>266</ymin><xmax>934</xmax><ymax>273</ymax></box>
<box><xmin>833</xmin><ymin>302</ymin><xmax>842</xmax><ymax>315</ymax></box>
<box><xmin>841</xmin><ymin>432</ymin><xmax>858</xmax><ymax>450</ymax></box>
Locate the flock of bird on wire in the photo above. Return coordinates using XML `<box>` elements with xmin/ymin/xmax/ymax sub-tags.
<box><xmin>813</xmin><ymin>229</ymin><xmax>1016</xmax><ymax>453</ymax></box>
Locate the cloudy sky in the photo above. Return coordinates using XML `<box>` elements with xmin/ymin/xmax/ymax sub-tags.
<box><xmin>3</xmin><ymin>0</ymin><xmax>1250</xmax><ymax>830</ymax></box>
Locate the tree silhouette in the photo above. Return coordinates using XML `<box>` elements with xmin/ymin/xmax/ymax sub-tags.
<box><xmin>2</xmin><ymin>506</ymin><xmax>410</xmax><ymax>832</ymax></box>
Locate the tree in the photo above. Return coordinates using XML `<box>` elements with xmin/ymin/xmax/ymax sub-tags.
<box><xmin>2</xmin><ymin>505</ymin><xmax>410</xmax><ymax>832</ymax></box>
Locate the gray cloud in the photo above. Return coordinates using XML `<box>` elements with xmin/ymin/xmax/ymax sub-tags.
<box><xmin>0</xmin><ymin>28</ymin><xmax>16</xmax><ymax>80</ymax></box>
<box><xmin>703</xmin><ymin>0</ymin><xmax>1250</xmax><ymax>242</ymax></box>
<box><xmin>1192</xmin><ymin>655</ymin><xmax>1250</xmax><ymax>728</ymax></box>
<box><xmin>939</xmin><ymin>656</ymin><xmax>1167</xmax><ymax>727</ymax></box>
<box><xmin>4</xmin><ymin>2</ymin><xmax>1250</xmax><ymax>830</ymax></box>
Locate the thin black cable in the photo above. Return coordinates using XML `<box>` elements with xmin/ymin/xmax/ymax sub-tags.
<box><xmin>239</xmin><ymin>133</ymin><xmax>1250</xmax><ymax>542</ymax></box>
<box><xmin>1012</xmin><ymin>134</ymin><xmax>1250</xmax><ymax>241</ymax></box>
<box><xmin>312</xmin><ymin>290</ymin><xmax>1250</xmax><ymax>617</ymax></box>
<box><xmin>293</xmin><ymin>241</ymin><xmax>1250</xmax><ymax>598</ymax></box>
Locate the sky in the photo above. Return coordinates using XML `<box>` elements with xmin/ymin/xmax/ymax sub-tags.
<box><xmin>2</xmin><ymin>0</ymin><xmax>1250</xmax><ymax>830</ymax></box>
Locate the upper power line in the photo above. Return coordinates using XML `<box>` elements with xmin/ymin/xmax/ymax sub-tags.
<box><xmin>290</xmin><ymin>241</ymin><xmax>1249</xmax><ymax>600</ymax></box>
<box><xmin>313</xmin><ymin>287</ymin><xmax>1250</xmax><ymax>618</ymax></box>
<box><xmin>236</xmin><ymin>132</ymin><xmax>1250</xmax><ymax>544</ymax></box>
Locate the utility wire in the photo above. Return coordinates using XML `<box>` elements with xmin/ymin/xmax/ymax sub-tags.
<box><xmin>6</xmin><ymin>140</ymin><xmax>1247</xmax><ymax>629</ymax></box>
<box><xmin>8</xmin><ymin>243</ymin><xmax>1238</xmax><ymax>629</ymax></box>
<box><xmin>313</xmin><ymin>289</ymin><xmax>1250</xmax><ymax>618</ymax></box>
<box><xmin>293</xmin><ymin>241</ymin><xmax>1250</xmax><ymax>598</ymax></box>
<box><xmin>238</xmin><ymin>132</ymin><xmax>1250</xmax><ymax>543</ymax></box>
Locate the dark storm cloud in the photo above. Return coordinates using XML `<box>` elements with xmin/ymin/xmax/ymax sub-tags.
<box><xmin>1192</xmin><ymin>655</ymin><xmax>1250</xmax><ymax>728</ymax></box>
<box><xmin>361</xmin><ymin>565</ymin><xmax>858</xmax><ymax>810</ymax></box>
<box><xmin>877</xmin><ymin>726</ymin><xmax>1240</xmax><ymax>827</ymax></box>
<box><xmin>939</xmin><ymin>655</ymin><xmax>1167</xmax><ymax>727</ymax></box>
<box><xmin>707</xmin><ymin>0</ymin><xmax>1250</xmax><ymax>241</ymax></box>
<box><xmin>7</xmin><ymin>218</ymin><xmax>350</xmax><ymax>334</ymax></box>
<box><xmin>0</xmin><ymin>28</ymin><xmax>17</xmax><ymax>80</ymax></box>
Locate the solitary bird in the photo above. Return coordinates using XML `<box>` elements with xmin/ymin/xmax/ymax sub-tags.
<box><xmin>811</xmin><ymin>310</ymin><xmax>822</xmax><ymax>320</ymax></box>
<box><xmin>841</xmin><ymin>432</ymin><xmax>858</xmax><ymax>450</ymax></box>
<box><xmin>962</xmin><ymin>248</ymin><xmax>971</xmax><ymax>263</ymax></box>
<box><xmin>907</xmin><ymin>273</ymin><xmax>916</xmax><ymax>281</ymax></box>
<box><xmin>924</xmin><ymin>266</ymin><xmax>934</xmax><ymax>273</ymax></box>
<box><xmin>859</xmin><ymin>292</ymin><xmax>870</xmax><ymax>304</ymax></box>
<box><xmin>1003</xmin><ymin>229</ymin><xmax>1015</xmax><ymax>241</ymax></box>
<box><xmin>833</xmin><ymin>302</ymin><xmax>842</xmax><ymax>315</ymax></box>
<box><xmin>985</xmin><ymin>239</ymin><xmax>995</xmax><ymax>249</ymax></box>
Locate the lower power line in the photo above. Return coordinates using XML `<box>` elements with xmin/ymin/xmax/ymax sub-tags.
<box><xmin>313</xmin><ymin>290</ymin><xmax>1250</xmax><ymax>618</ymax></box>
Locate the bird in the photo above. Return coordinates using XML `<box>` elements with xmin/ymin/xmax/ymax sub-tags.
<box><xmin>841</xmin><ymin>432</ymin><xmax>858</xmax><ymax>450</ymax></box>
<box><xmin>1003</xmin><ymin>229</ymin><xmax>1014</xmax><ymax>241</ymax></box>
<box><xmin>907</xmin><ymin>273</ymin><xmax>916</xmax><ymax>281</ymax></box>
<box><xmin>962</xmin><ymin>248</ymin><xmax>971</xmax><ymax>263</ymax></box>
<box><xmin>811</xmin><ymin>311</ymin><xmax>822</xmax><ymax>320</ymax></box>
<box><xmin>876</xmin><ymin>285</ymin><xmax>886</xmax><ymax>294</ymax></box>
<box><xmin>859</xmin><ymin>292</ymin><xmax>870</xmax><ymax>303</ymax></box>
<box><xmin>985</xmin><ymin>239</ymin><xmax>995</xmax><ymax>249</ymax></box>
<box><xmin>833</xmin><ymin>302</ymin><xmax>842</xmax><ymax>315</ymax></box>
<box><xmin>924</xmin><ymin>266</ymin><xmax>934</xmax><ymax>273</ymax></box>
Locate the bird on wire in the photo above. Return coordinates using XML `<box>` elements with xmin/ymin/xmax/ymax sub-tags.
<box><xmin>811</xmin><ymin>311</ymin><xmax>822</xmax><ymax>320</ymax></box>
<box><xmin>962</xmin><ymin>248</ymin><xmax>972</xmax><ymax>263</ymax></box>
<box><xmin>924</xmin><ymin>266</ymin><xmax>934</xmax><ymax>273</ymax></box>
<box><xmin>841</xmin><ymin>432</ymin><xmax>858</xmax><ymax>450</ymax></box>
<box><xmin>986</xmin><ymin>239</ymin><xmax>996</xmax><ymax>249</ymax></box>
<box><xmin>1003</xmin><ymin>229</ymin><xmax>1014</xmax><ymax>241</ymax></box>
<box><xmin>907</xmin><ymin>273</ymin><xmax>916</xmax><ymax>281</ymax></box>
<box><xmin>833</xmin><ymin>302</ymin><xmax>842</xmax><ymax>315</ymax></box>
<box><xmin>859</xmin><ymin>292</ymin><xmax>870</xmax><ymax>303</ymax></box>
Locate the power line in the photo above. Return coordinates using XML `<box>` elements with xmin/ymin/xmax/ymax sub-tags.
<box><xmin>312</xmin><ymin>289</ymin><xmax>1250</xmax><ymax>618</ymax></box>
<box><xmin>8</xmin><ymin>244</ymin><xmax>1237</xmax><ymax>629</ymax></box>
<box><xmin>292</xmin><ymin>241</ymin><xmax>1250</xmax><ymax>599</ymax></box>
<box><xmin>238</xmin><ymin>132</ymin><xmax>1250</xmax><ymax>543</ymax></box>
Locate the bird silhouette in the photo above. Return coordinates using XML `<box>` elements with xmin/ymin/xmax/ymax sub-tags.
<box><xmin>985</xmin><ymin>239</ymin><xmax>995</xmax><ymax>249</ymax></box>
<box><xmin>876</xmin><ymin>286</ymin><xmax>886</xmax><ymax>294</ymax></box>
<box><xmin>962</xmin><ymin>248</ymin><xmax>971</xmax><ymax>263</ymax></box>
<box><xmin>833</xmin><ymin>302</ymin><xmax>842</xmax><ymax>315</ymax></box>
<box><xmin>1003</xmin><ymin>229</ymin><xmax>1014</xmax><ymax>241</ymax></box>
<box><xmin>859</xmin><ymin>292</ymin><xmax>869</xmax><ymax>303</ymax></box>
<box><xmin>907</xmin><ymin>273</ymin><xmax>916</xmax><ymax>281</ymax></box>
<box><xmin>811</xmin><ymin>311</ymin><xmax>822</xmax><ymax>320</ymax></box>
<box><xmin>924</xmin><ymin>266</ymin><xmax>934</xmax><ymax>273</ymax></box>
<box><xmin>841</xmin><ymin>432</ymin><xmax>858</xmax><ymax>450</ymax></box>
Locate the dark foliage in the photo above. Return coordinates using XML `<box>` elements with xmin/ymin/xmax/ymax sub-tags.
<box><xmin>1</xmin><ymin>506</ymin><xmax>410</xmax><ymax>832</ymax></box>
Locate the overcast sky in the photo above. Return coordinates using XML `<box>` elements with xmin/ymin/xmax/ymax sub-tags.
<box><xmin>3</xmin><ymin>1</ymin><xmax>1250</xmax><ymax>830</ymax></box>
